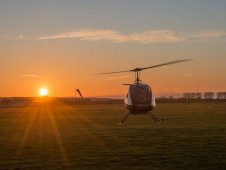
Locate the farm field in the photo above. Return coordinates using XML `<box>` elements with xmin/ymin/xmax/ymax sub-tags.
<box><xmin>0</xmin><ymin>102</ymin><xmax>226</xmax><ymax>169</ymax></box>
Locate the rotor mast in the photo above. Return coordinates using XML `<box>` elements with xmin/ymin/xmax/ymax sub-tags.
<box><xmin>134</xmin><ymin>68</ymin><xmax>142</xmax><ymax>84</ymax></box>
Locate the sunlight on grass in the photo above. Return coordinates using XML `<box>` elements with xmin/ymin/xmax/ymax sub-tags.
<box><xmin>0</xmin><ymin>103</ymin><xmax>226</xmax><ymax>169</ymax></box>
<box><xmin>10</xmin><ymin>105</ymin><xmax>70</xmax><ymax>168</ymax></box>
<box><xmin>47</xmin><ymin>106</ymin><xmax>70</xmax><ymax>167</ymax></box>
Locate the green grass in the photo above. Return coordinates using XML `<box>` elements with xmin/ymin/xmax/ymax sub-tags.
<box><xmin>0</xmin><ymin>103</ymin><xmax>226</xmax><ymax>169</ymax></box>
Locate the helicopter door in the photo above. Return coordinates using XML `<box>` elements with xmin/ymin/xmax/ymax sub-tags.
<box><xmin>129</xmin><ymin>85</ymin><xmax>153</xmax><ymax>111</ymax></box>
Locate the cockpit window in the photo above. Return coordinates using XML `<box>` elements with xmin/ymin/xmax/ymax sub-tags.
<box><xmin>130</xmin><ymin>85</ymin><xmax>152</xmax><ymax>104</ymax></box>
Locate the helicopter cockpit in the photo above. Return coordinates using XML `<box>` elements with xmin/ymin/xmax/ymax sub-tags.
<box><xmin>125</xmin><ymin>84</ymin><xmax>156</xmax><ymax>113</ymax></box>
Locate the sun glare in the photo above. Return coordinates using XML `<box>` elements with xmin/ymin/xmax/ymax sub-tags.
<box><xmin>39</xmin><ymin>88</ymin><xmax>48</xmax><ymax>97</ymax></box>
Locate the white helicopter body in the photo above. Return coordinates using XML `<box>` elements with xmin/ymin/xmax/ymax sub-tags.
<box><xmin>124</xmin><ymin>84</ymin><xmax>156</xmax><ymax>114</ymax></box>
<box><xmin>95</xmin><ymin>59</ymin><xmax>191</xmax><ymax>124</ymax></box>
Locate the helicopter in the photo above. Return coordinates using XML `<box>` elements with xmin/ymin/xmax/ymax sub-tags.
<box><xmin>95</xmin><ymin>59</ymin><xmax>192</xmax><ymax>124</ymax></box>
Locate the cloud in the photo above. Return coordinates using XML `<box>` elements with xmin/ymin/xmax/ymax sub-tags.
<box><xmin>129</xmin><ymin>30</ymin><xmax>185</xmax><ymax>43</ymax></box>
<box><xmin>17</xmin><ymin>33</ymin><xmax>25</xmax><ymax>40</ymax></box>
<box><xmin>37</xmin><ymin>29</ymin><xmax>127</xmax><ymax>41</ymax></box>
<box><xmin>188</xmin><ymin>30</ymin><xmax>226</xmax><ymax>40</ymax></box>
<box><xmin>34</xmin><ymin>29</ymin><xmax>226</xmax><ymax>43</ymax></box>
<box><xmin>36</xmin><ymin>29</ymin><xmax>185</xmax><ymax>43</ymax></box>
<box><xmin>1</xmin><ymin>33</ymin><xmax>27</xmax><ymax>40</ymax></box>
<box><xmin>19</xmin><ymin>75</ymin><xmax>40</xmax><ymax>78</ymax></box>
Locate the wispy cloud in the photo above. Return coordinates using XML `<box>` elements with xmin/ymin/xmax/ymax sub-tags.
<box><xmin>1</xmin><ymin>33</ymin><xmax>27</xmax><ymax>40</ymax></box>
<box><xmin>19</xmin><ymin>75</ymin><xmax>40</xmax><ymax>78</ymax></box>
<box><xmin>4</xmin><ymin>29</ymin><xmax>225</xmax><ymax>43</ymax></box>
<box><xmin>36</xmin><ymin>29</ymin><xmax>185</xmax><ymax>43</ymax></box>
<box><xmin>188</xmin><ymin>30</ymin><xmax>226</xmax><ymax>40</ymax></box>
<box><xmin>17</xmin><ymin>33</ymin><xmax>25</xmax><ymax>40</ymax></box>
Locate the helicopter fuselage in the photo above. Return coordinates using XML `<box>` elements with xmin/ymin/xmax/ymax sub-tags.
<box><xmin>124</xmin><ymin>83</ymin><xmax>156</xmax><ymax>114</ymax></box>
<box><xmin>94</xmin><ymin>59</ymin><xmax>191</xmax><ymax>123</ymax></box>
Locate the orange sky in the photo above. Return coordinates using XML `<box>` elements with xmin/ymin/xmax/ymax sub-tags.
<box><xmin>1</xmin><ymin>1</ymin><xmax>226</xmax><ymax>97</ymax></box>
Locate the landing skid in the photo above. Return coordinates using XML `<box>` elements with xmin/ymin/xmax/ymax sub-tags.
<box><xmin>119</xmin><ymin>111</ymin><xmax>163</xmax><ymax>124</ymax></box>
<box><xmin>119</xmin><ymin>111</ymin><xmax>131</xmax><ymax>125</ymax></box>
<box><xmin>148</xmin><ymin>111</ymin><xmax>163</xmax><ymax>123</ymax></box>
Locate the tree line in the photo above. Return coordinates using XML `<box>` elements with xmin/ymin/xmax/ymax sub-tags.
<box><xmin>183</xmin><ymin>92</ymin><xmax>226</xmax><ymax>100</ymax></box>
<box><xmin>156</xmin><ymin>92</ymin><xmax>226</xmax><ymax>103</ymax></box>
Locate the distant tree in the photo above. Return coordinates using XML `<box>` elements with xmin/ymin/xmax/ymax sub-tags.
<box><xmin>157</xmin><ymin>96</ymin><xmax>167</xmax><ymax>100</ymax></box>
<box><xmin>191</xmin><ymin>93</ymin><xmax>197</xmax><ymax>99</ymax></box>
<box><xmin>217</xmin><ymin>92</ymin><xmax>226</xmax><ymax>99</ymax></box>
<box><xmin>222</xmin><ymin>92</ymin><xmax>226</xmax><ymax>99</ymax></box>
<box><xmin>169</xmin><ymin>96</ymin><xmax>174</xmax><ymax>100</ymax></box>
<box><xmin>197</xmin><ymin>92</ymin><xmax>202</xmax><ymax>99</ymax></box>
<box><xmin>183</xmin><ymin>93</ymin><xmax>192</xmax><ymax>99</ymax></box>
<box><xmin>183</xmin><ymin>92</ymin><xmax>202</xmax><ymax>100</ymax></box>
<box><xmin>204</xmin><ymin>92</ymin><xmax>214</xmax><ymax>99</ymax></box>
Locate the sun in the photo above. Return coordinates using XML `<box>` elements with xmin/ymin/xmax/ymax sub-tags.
<box><xmin>39</xmin><ymin>88</ymin><xmax>48</xmax><ymax>97</ymax></box>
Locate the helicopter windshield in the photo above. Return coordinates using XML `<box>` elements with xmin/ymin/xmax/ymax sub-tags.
<box><xmin>129</xmin><ymin>84</ymin><xmax>152</xmax><ymax>105</ymax></box>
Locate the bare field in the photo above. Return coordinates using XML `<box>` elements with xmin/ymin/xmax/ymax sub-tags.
<box><xmin>0</xmin><ymin>103</ymin><xmax>226</xmax><ymax>169</ymax></box>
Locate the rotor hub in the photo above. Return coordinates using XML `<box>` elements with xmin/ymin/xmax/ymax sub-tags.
<box><xmin>134</xmin><ymin>70</ymin><xmax>142</xmax><ymax>84</ymax></box>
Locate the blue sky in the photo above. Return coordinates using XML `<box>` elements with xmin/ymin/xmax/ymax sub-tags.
<box><xmin>1</xmin><ymin>0</ymin><xmax>226</xmax><ymax>35</ymax></box>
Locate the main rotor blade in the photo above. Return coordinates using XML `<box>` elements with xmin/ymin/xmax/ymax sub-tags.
<box><xmin>93</xmin><ymin>59</ymin><xmax>192</xmax><ymax>75</ymax></box>
<box><xmin>140</xmin><ymin>59</ymin><xmax>192</xmax><ymax>70</ymax></box>
<box><xmin>93</xmin><ymin>70</ymin><xmax>130</xmax><ymax>75</ymax></box>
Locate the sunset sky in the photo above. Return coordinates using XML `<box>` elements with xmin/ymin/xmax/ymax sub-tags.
<box><xmin>1</xmin><ymin>0</ymin><xmax>226</xmax><ymax>97</ymax></box>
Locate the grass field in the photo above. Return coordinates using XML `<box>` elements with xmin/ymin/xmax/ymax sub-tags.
<box><xmin>0</xmin><ymin>102</ymin><xmax>226</xmax><ymax>169</ymax></box>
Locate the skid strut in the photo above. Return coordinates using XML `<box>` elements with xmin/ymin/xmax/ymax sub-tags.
<box><xmin>148</xmin><ymin>112</ymin><xmax>163</xmax><ymax>123</ymax></box>
<box><xmin>120</xmin><ymin>111</ymin><xmax>163</xmax><ymax>124</ymax></box>
<box><xmin>120</xmin><ymin>111</ymin><xmax>131</xmax><ymax>124</ymax></box>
